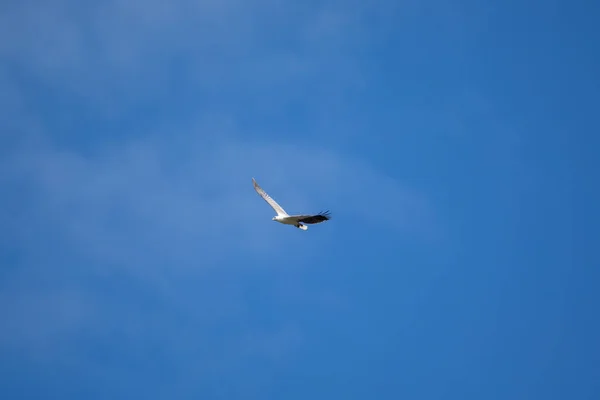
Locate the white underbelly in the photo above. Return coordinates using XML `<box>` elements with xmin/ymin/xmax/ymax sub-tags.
<box><xmin>276</xmin><ymin>216</ymin><xmax>298</xmax><ymax>225</ymax></box>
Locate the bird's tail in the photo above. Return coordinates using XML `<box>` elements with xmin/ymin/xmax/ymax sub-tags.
<box><xmin>297</xmin><ymin>224</ymin><xmax>308</xmax><ymax>231</ymax></box>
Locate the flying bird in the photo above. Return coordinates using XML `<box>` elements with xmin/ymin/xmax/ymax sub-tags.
<box><xmin>252</xmin><ymin>177</ymin><xmax>331</xmax><ymax>230</ymax></box>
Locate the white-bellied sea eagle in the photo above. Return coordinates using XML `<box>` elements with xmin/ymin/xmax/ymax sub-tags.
<box><xmin>252</xmin><ymin>178</ymin><xmax>331</xmax><ymax>230</ymax></box>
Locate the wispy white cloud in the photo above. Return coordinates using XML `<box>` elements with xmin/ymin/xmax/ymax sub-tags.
<box><xmin>2</xmin><ymin>118</ymin><xmax>434</xmax><ymax>271</ymax></box>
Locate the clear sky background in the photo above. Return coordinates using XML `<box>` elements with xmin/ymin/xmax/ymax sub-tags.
<box><xmin>1</xmin><ymin>0</ymin><xmax>598</xmax><ymax>399</ymax></box>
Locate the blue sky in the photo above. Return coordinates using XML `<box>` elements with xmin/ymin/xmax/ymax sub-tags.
<box><xmin>1</xmin><ymin>0</ymin><xmax>598</xmax><ymax>399</ymax></box>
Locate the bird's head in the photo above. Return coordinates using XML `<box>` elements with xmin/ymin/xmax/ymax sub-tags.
<box><xmin>272</xmin><ymin>217</ymin><xmax>276</xmax><ymax>221</ymax></box>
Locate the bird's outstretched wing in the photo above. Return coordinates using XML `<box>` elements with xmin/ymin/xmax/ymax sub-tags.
<box><xmin>252</xmin><ymin>178</ymin><xmax>288</xmax><ymax>216</ymax></box>
<box><xmin>291</xmin><ymin>210</ymin><xmax>331</xmax><ymax>224</ymax></box>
